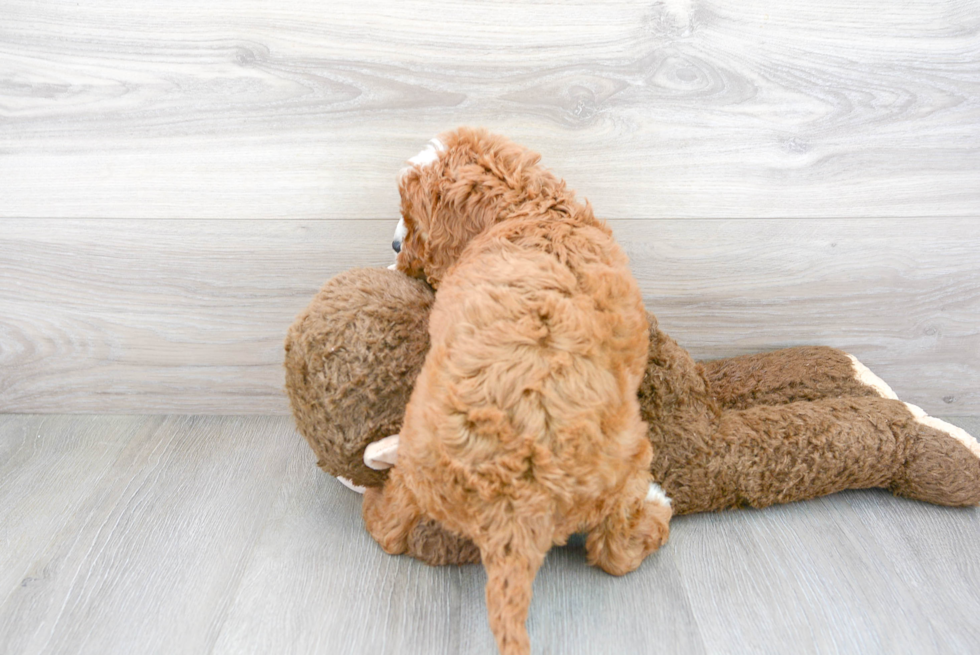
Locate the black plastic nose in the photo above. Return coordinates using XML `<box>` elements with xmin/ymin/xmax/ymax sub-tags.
<box><xmin>392</xmin><ymin>239</ymin><xmax>401</xmax><ymax>253</ymax></box>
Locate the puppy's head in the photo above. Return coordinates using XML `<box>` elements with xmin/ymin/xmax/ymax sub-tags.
<box><xmin>392</xmin><ymin>127</ymin><xmax>553</xmax><ymax>287</ymax></box>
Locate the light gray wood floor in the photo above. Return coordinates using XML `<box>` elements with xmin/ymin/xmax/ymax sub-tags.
<box><xmin>2</xmin><ymin>414</ymin><xmax>978</xmax><ymax>655</ymax></box>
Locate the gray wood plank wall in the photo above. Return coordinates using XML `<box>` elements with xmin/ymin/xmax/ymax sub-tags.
<box><xmin>1</xmin><ymin>1</ymin><xmax>978</xmax><ymax>414</ymax></box>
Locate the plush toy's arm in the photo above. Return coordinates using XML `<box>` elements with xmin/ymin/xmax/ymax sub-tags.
<box><xmin>700</xmin><ymin>346</ymin><xmax>896</xmax><ymax>410</ymax></box>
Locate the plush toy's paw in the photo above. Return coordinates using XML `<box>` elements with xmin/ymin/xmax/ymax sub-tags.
<box><xmin>402</xmin><ymin>137</ymin><xmax>446</xmax><ymax>174</ymax></box>
<box><xmin>894</xmin><ymin>403</ymin><xmax>980</xmax><ymax>506</ymax></box>
<box><xmin>904</xmin><ymin>403</ymin><xmax>980</xmax><ymax>459</ymax></box>
<box><xmin>700</xmin><ymin>346</ymin><xmax>897</xmax><ymax>410</ymax></box>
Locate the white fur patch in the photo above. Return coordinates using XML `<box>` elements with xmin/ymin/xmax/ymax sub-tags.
<box><xmin>847</xmin><ymin>354</ymin><xmax>899</xmax><ymax>400</ymax></box>
<box><xmin>906</xmin><ymin>403</ymin><xmax>980</xmax><ymax>460</ymax></box>
<box><xmin>389</xmin><ymin>217</ymin><xmax>408</xmax><ymax>264</ymax></box>
<box><xmin>646</xmin><ymin>482</ymin><xmax>672</xmax><ymax>508</ymax></box>
<box><xmin>398</xmin><ymin>137</ymin><xmax>446</xmax><ymax>183</ymax></box>
<box><xmin>364</xmin><ymin>434</ymin><xmax>400</xmax><ymax>470</ymax></box>
<box><xmin>337</xmin><ymin>476</ymin><xmax>366</xmax><ymax>494</ymax></box>
<box><xmin>394</xmin><ymin>217</ymin><xmax>408</xmax><ymax>243</ymax></box>
<box><xmin>408</xmin><ymin>137</ymin><xmax>446</xmax><ymax>167</ymax></box>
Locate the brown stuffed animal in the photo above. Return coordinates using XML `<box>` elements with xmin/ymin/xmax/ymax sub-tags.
<box><xmin>285</xmin><ymin>267</ymin><xmax>980</xmax><ymax>567</ymax></box>
<box><xmin>284</xmin><ymin>267</ymin><xmax>435</xmax><ymax>491</ymax></box>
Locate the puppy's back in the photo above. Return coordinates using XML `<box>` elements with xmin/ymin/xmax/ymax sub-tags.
<box><xmin>402</xmin><ymin>214</ymin><xmax>650</xmax><ymax>531</ymax></box>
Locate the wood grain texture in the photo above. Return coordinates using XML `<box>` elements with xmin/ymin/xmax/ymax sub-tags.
<box><xmin>0</xmin><ymin>415</ymin><xmax>164</xmax><ymax>599</ymax></box>
<box><xmin>0</xmin><ymin>415</ymin><xmax>302</xmax><ymax>655</ymax></box>
<box><xmin>1</xmin><ymin>415</ymin><xmax>978</xmax><ymax>654</ymax></box>
<box><xmin>1</xmin><ymin>217</ymin><xmax>977</xmax><ymax>415</ymax></box>
<box><xmin>1</xmin><ymin>0</ymin><xmax>978</xmax><ymax>219</ymax></box>
<box><xmin>673</xmin><ymin>486</ymin><xmax>980</xmax><ymax>654</ymax></box>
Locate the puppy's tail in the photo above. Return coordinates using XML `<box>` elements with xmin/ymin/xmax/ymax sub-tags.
<box><xmin>479</xmin><ymin>519</ymin><xmax>552</xmax><ymax>655</ymax></box>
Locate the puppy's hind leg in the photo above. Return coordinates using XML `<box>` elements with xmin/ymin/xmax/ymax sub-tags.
<box><xmin>362</xmin><ymin>467</ymin><xmax>423</xmax><ymax>556</ymax></box>
<box><xmin>586</xmin><ymin>473</ymin><xmax>672</xmax><ymax>576</ymax></box>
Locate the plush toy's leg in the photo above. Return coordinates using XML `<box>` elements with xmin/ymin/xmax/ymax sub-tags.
<box><xmin>679</xmin><ymin>396</ymin><xmax>980</xmax><ymax>513</ymax></box>
<box><xmin>585</xmin><ymin>472</ymin><xmax>672</xmax><ymax>576</ymax></box>
<box><xmin>701</xmin><ymin>346</ymin><xmax>897</xmax><ymax>410</ymax></box>
<box><xmin>892</xmin><ymin>404</ymin><xmax>980</xmax><ymax>506</ymax></box>
<box><xmin>361</xmin><ymin>467</ymin><xmax>423</xmax><ymax>555</ymax></box>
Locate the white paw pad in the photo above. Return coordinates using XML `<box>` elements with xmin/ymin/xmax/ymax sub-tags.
<box><xmin>645</xmin><ymin>482</ymin><xmax>672</xmax><ymax>508</ymax></box>
<box><xmin>847</xmin><ymin>354</ymin><xmax>899</xmax><ymax>399</ymax></box>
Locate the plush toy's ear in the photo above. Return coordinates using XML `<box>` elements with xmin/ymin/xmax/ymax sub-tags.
<box><xmin>284</xmin><ymin>268</ymin><xmax>434</xmax><ymax>488</ymax></box>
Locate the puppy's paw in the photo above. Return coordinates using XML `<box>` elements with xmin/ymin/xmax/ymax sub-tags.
<box><xmin>587</xmin><ymin>483</ymin><xmax>672</xmax><ymax>577</ymax></box>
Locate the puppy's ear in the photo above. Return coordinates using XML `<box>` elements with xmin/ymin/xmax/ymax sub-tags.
<box><xmin>397</xmin><ymin>153</ymin><xmax>480</xmax><ymax>288</ymax></box>
<box><xmin>419</xmin><ymin>164</ymin><xmax>505</xmax><ymax>286</ymax></box>
<box><xmin>412</xmin><ymin>136</ymin><xmax>520</xmax><ymax>285</ymax></box>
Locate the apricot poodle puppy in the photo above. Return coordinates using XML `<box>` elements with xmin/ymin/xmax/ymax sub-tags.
<box><xmin>362</xmin><ymin>128</ymin><xmax>670</xmax><ymax>655</ymax></box>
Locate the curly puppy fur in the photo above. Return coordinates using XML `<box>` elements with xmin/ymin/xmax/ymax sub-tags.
<box><xmin>363</xmin><ymin>128</ymin><xmax>670</xmax><ymax>655</ymax></box>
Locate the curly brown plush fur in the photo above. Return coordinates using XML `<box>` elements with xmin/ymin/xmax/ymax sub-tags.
<box><xmin>284</xmin><ymin>268</ymin><xmax>434</xmax><ymax>489</ymax></box>
<box><xmin>640</xmin><ymin>315</ymin><xmax>980</xmax><ymax>513</ymax></box>
<box><xmin>364</xmin><ymin>127</ymin><xmax>669</xmax><ymax>655</ymax></box>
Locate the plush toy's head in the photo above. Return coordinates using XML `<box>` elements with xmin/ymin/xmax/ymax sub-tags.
<box><xmin>393</xmin><ymin>127</ymin><xmax>569</xmax><ymax>287</ymax></box>
<box><xmin>284</xmin><ymin>267</ymin><xmax>434</xmax><ymax>488</ymax></box>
